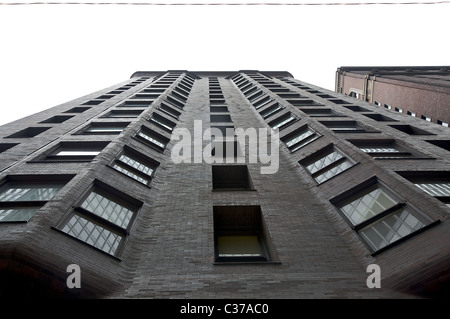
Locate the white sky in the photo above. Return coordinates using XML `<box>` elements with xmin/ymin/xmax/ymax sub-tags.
<box><xmin>0</xmin><ymin>0</ymin><xmax>448</xmax><ymax>126</ymax></box>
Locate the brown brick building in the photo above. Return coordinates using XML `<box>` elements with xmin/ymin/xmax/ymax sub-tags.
<box><xmin>335</xmin><ymin>66</ymin><xmax>450</xmax><ymax>126</ymax></box>
<box><xmin>0</xmin><ymin>70</ymin><xmax>449</xmax><ymax>299</ymax></box>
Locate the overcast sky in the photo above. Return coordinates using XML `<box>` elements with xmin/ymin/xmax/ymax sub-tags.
<box><xmin>0</xmin><ymin>0</ymin><xmax>448</xmax><ymax>126</ymax></box>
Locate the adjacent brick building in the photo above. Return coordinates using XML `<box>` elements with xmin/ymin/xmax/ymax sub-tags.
<box><xmin>335</xmin><ymin>66</ymin><xmax>450</xmax><ymax>127</ymax></box>
<box><xmin>0</xmin><ymin>70</ymin><xmax>449</xmax><ymax>299</ymax></box>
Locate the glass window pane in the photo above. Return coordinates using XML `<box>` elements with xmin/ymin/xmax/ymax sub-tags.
<box><xmin>0</xmin><ymin>207</ymin><xmax>38</xmax><ymax>222</ymax></box>
<box><xmin>414</xmin><ymin>182</ymin><xmax>450</xmax><ymax>197</ymax></box>
<box><xmin>0</xmin><ymin>184</ymin><xmax>62</xmax><ymax>201</ymax></box>
<box><xmin>113</xmin><ymin>164</ymin><xmax>149</xmax><ymax>185</ymax></box>
<box><xmin>138</xmin><ymin>132</ymin><xmax>166</xmax><ymax>149</ymax></box>
<box><xmin>360</xmin><ymin>147</ymin><xmax>399</xmax><ymax>153</ymax></box>
<box><xmin>81</xmin><ymin>191</ymin><xmax>134</xmax><ymax>229</ymax></box>
<box><xmin>285</xmin><ymin>129</ymin><xmax>314</xmax><ymax>148</ymax></box>
<box><xmin>218</xmin><ymin>236</ymin><xmax>262</xmax><ymax>257</ymax></box>
<box><xmin>118</xmin><ymin>155</ymin><xmax>154</xmax><ymax>176</ymax></box>
<box><xmin>359</xmin><ymin>208</ymin><xmax>425</xmax><ymax>251</ymax></box>
<box><xmin>62</xmin><ymin>214</ymin><xmax>122</xmax><ymax>255</ymax></box>
<box><xmin>306</xmin><ymin>150</ymin><xmax>343</xmax><ymax>174</ymax></box>
<box><xmin>56</xmin><ymin>150</ymin><xmax>100</xmax><ymax>156</ymax></box>
<box><xmin>340</xmin><ymin>188</ymin><xmax>398</xmax><ymax>225</ymax></box>
<box><xmin>315</xmin><ymin>160</ymin><xmax>352</xmax><ymax>183</ymax></box>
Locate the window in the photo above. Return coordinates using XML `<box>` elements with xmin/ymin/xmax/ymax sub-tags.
<box><xmin>149</xmin><ymin>113</ymin><xmax>176</xmax><ymax>133</ymax></box>
<box><xmin>80</xmin><ymin>122</ymin><xmax>130</xmax><ymax>135</ymax></box>
<box><xmin>135</xmin><ymin>126</ymin><xmax>170</xmax><ymax>153</ymax></box>
<box><xmin>421</xmin><ymin>115</ymin><xmax>432</xmax><ymax>122</ymax></box>
<box><xmin>268</xmin><ymin>112</ymin><xmax>298</xmax><ymax>131</ymax></box>
<box><xmin>120</xmin><ymin>100</ymin><xmax>152</xmax><ymax>108</ymax></box>
<box><xmin>158</xmin><ymin>103</ymin><xmax>181</xmax><ymax>119</ymax></box>
<box><xmin>40</xmin><ymin>115</ymin><xmax>73</xmax><ymax>123</ymax></box>
<box><xmin>5</xmin><ymin>127</ymin><xmax>51</xmax><ymax>138</ymax></box>
<box><xmin>331</xmin><ymin>178</ymin><xmax>436</xmax><ymax>254</ymax></box>
<box><xmin>397</xmin><ymin>172</ymin><xmax>450</xmax><ymax>208</ymax></box>
<box><xmin>210</xmin><ymin>106</ymin><xmax>229</xmax><ymax>113</ymax></box>
<box><xmin>259</xmin><ymin>103</ymin><xmax>284</xmax><ymax>119</ymax></box>
<box><xmin>111</xmin><ymin>147</ymin><xmax>159</xmax><ymax>186</ymax></box>
<box><xmin>210</xmin><ymin>114</ymin><xmax>232</xmax><ymax>123</ymax></box>
<box><xmin>103</xmin><ymin>110</ymin><xmax>143</xmax><ymax>118</ymax></box>
<box><xmin>319</xmin><ymin>120</ymin><xmax>373</xmax><ymax>133</ymax></box>
<box><xmin>0</xmin><ymin>175</ymin><xmax>72</xmax><ymax>222</ymax></box>
<box><xmin>211</xmin><ymin>140</ymin><xmax>244</xmax><ymax>160</ymax></box>
<box><xmin>389</xmin><ymin>125</ymin><xmax>434</xmax><ymax>135</ymax></box>
<box><xmin>349</xmin><ymin>139</ymin><xmax>426</xmax><ymax>159</ymax></box>
<box><xmin>362</xmin><ymin>113</ymin><xmax>397</xmax><ymax>122</ymax></box>
<box><xmin>58</xmin><ymin>181</ymin><xmax>141</xmax><ymax>256</ymax></box>
<box><xmin>64</xmin><ymin>107</ymin><xmax>90</xmax><ymax>113</ymax></box>
<box><xmin>407</xmin><ymin>111</ymin><xmax>416</xmax><ymax>117</ymax></box>
<box><xmin>213</xmin><ymin>206</ymin><xmax>276</xmax><ymax>263</ymax></box>
<box><xmin>425</xmin><ymin>140</ymin><xmax>450</xmax><ymax>151</ymax></box>
<box><xmin>300</xmin><ymin>108</ymin><xmax>342</xmax><ymax>117</ymax></box>
<box><xmin>35</xmin><ymin>141</ymin><xmax>110</xmax><ymax>162</ymax></box>
<box><xmin>253</xmin><ymin>96</ymin><xmax>272</xmax><ymax>109</ymax></box>
<box><xmin>212</xmin><ymin>165</ymin><xmax>253</xmax><ymax>190</ymax></box>
<box><xmin>280</xmin><ymin>125</ymin><xmax>320</xmax><ymax>153</ymax></box>
<box><xmin>437</xmin><ymin>120</ymin><xmax>449</xmax><ymax>127</ymax></box>
<box><xmin>300</xmin><ymin>145</ymin><xmax>355</xmax><ymax>184</ymax></box>
<box><xmin>341</xmin><ymin>105</ymin><xmax>371</xmax><ymax>112</ymax></box>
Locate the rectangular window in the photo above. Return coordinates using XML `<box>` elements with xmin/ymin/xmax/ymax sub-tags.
<box><xmin>348</xmin><ymin>139</ymin><xmax>425</xmax><ymax>159</ymax></box>
<box><xmin>158</xmin><ymin>103</ymin><xmax>181</xmax><ymax>119</ymax></box>
<box><xmin>213</xmin><ymin>205</ymin><xmax>276</xmax><ymax>263</ymax></box>
<box><xmin>396</xmin><ymin>172</ymin><xmax>450</xmax><ymax>208</ymax></box>
<box><xmin>0</xmin><ymin>175</ymin><xmax>72</xmax><ymax>222</ymax></box>
<box><xmin>210</xmin><ymin>114</ymin><xmax>232</xmax><ymax>123</ymax></box>
<box><xmin>59</xmin><ymin>181</ymin><xmax>142</xmax><ymax>256</ymax></box>
<box><xmin>319</xmin><ymin>121</ymin><xmax>371</xmax><ymax>133</ymax></box>
<box><xmin>149</xmin><ymin>113</ymin><xmax>176</xmax><ymax>133</ymax></box>
<box><xmin>331</xmin><ymin>178</ymin><xmax>435</xmax><ymax>254</ymax></box>
<box><xmin>5</xmin><ymin>127</ymin><xmax>51</xmax><ymax>138</ymax></box>
<box><xmin>300</xmin><ymin>146</ymin><xmax>355</xmax><ymax>184</ymax></box>
<box><xmin>260</xmin><ymin>103</ymin><xmax>284</xmax><ymax>119</ymax></box>
<box><xmin>268</xmin><ymin>112</ymin><xmax>298</xmax><ymax>131</ymax></box>
<box><xmin>35</xmin><ymin>141</ymin><xmax>110</xmax><ymax>162</ymax></box>
<box><xmin>81</xmin><ymin>122</ymin><xmax>130</xmax><ymax>135</ymax></box>
<box><xmin>103</xmin><ymin>110</ymin><xmax>143</xmax><ymax>118</ymax></box>
<box><xmin>111</xmin><ymin>147</ymin><xmax>159</xmax><ymax>186</ymax></box>
<box><xmin>135</xmin><ymin>126</ymin><xmax>170</xmax><ymax>153</ymax></box>
<box><xmin>212</xmin><ymin>165</ymin><xmax>253</xmax><ymax>190</ymax></box>
<box><xmin>280</xmin><ymin>126</ymin><xmax>320</xmax><ymax>153</ymax></box>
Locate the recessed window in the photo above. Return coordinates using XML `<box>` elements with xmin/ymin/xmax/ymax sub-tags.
<box><xmin>319</xmin><ymin>120</ymin><xmax>374</xmax><ymax>133</ymax></box>
<box><xmin>212</xmin><ymin>165</ymin><xmax>253</xmax><ymax>190</ymax></box>
<box><xmin>103</xmin><ymin>110</ymin><xmax>143</xmax><ymax>118</ymax></box>
<box><xmin>0</xmin><ymin>175</ymin><xmax>72</xmax><ymax>222</ymax></box>
<box><xmin>211</xmin><ymin>140</ymin><xmax>244</xmax><ymax>160</ymax></box>
<box><xmin>120</xmin><ymin>100</ymin><xmax>152</xmax><ymax>108</ymax></box>
<box><xmin>210</xmin><ymin>125</ymin><xmax>235</xmax><ymax>138</ymax></box>
<box><xmin>213</xmin><ymin>205</ymin><xmax>276</xmax><ymax>263</ymax></box>
<box><xmin>268</xmin><ymin>112</ymin><xmax>298</xmax><ymax>131</ymax></box>
<box><xmin>158</xmin><ymin>103</ymin><xmax>181</xmax><ymax>119</ymax></box>
<box><xmin>111</xmin><ymin>147</ymin><xmax>159</xmax><ymax>186</ymax></box>
<box><xmin>288</xmin><ymin>99</ymin><xmax>323</xmax><ymax>107</ymax></box>
<box><xmin>349</xmin><ymin>139</ymin><xmax>426</xmax><ymax>159</ymax></box>
<box><xmin>407</xmin><ymin>111</ymin><xmax>416</xmax><ymax>117</ymax></box>
<box><xmin>80</xmin><ymin>122</ymin><xmax>130</xmax><ymax>135</ymax></box>
<box><xmin>82</xmin><ymin>100</ymin><xmax>103</xmax><ymax>106</ymax></box>
<box><xmin>5</xmin><ymin>127</ymin><xmax>51</xmax><ymax>138</ymax></box>
<box><xmin>389</xmin><ymin>125</ymin><xmax>434</xmax><ymax>135</ymax></box>
<box><xmin>396</xmin><ymin>171</ymin><xmax>450</xmax><ymax>208</ymax></box>
<box><xmin>300</xmin><ymin>108</ymin><xmax>342</xmax><ymax>117</ymax></box>
<box><xmin>210</xmin><ymin>106</ymin><xmax>229</xmax><ymax>113</ymax></box>
<box><xmin>281</xmin><ymin>125</ymin><xmax>320</xmax><ymax>153</ymax></box>
<box><xmin>40</xmin><ymin>115</ymin><xmax>74</xmax><ymax>124</ymax></box>
<box><xmin>425</xmin><ymin>140</ymin><xmax>450</xmax><ymax>151</ymax></box>
<box><xmin>421</xmin><ymin>115</ymin><xmax>432</xmax><ymax>122</ymax></box>
<box><xmin>210</xmin><ymin>114</ymin><xmax>232</xmax><ymax>123</ymax></box>
<box><xmin>342</xmin><ymin>105</ymin><xmax>371</xmax><ymax>112</ymax></box>
<box><xmin>260</xmin><ymin>103</ymin><xmax>284</xmax><ymax>119</ymax></box>
<box><xmin>362</xmin><ymin>113</ymin><xmax>397</xmax><ymax>122</ymax></box>
<box><xmin>253</xmin><ymin>96</ymin><xmax>272</xmax><ymax>109</ymax></box>
<box><xmin>165</xmin><ymin>96</ymin><xmax>185</xmax><ymax>110</ymax></box>
<box><xmin>58</xmin><ymin>181</ymin><xmax>142</xmax><ymax>256</ymax></box>
<box><xmin>64</xmin><ymin>107</ymin><xmax>90</xmax><ymax>113</ymax></box>
<box><xmin>300</xmin><ymin>145</ymin><xmax>355</xmax><ymax>184</ymax></box>
<box><xmin>35</xmin><ymin>141</ymin><xmax>109</xmax><ymax>162</ymax></box>
<box><xmin>331</xmin><ymin>178</ymin><xmax>436</xmax><ymax>254</ymax></box>
<box><xmin>135</xmin><ymin>126</ymin><xmax>170</xmax><ymax>153</ymax></box>
<box><xmin>437</xmin><ymin>120</ymin><xmax>448</xmax><ymax>127</ymax></box>
<box><xmin>149</xmin><ymin>113</ymin><xmax>176</xmax><ymax>132</ymax></box>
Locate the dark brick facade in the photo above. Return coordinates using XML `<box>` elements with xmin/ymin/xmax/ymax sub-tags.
<box><xmin>0</xmin><ymin>70</ymin><xmax>449</xmax><ymax>298</ymax></box>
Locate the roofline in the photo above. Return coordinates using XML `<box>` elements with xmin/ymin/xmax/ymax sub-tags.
<box><xmin>130</xmin><ymin>70</ymin><xmax>294</xmax><ymax>79</ymax></box>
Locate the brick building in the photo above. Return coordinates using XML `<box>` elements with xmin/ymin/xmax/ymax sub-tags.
<box><xmin>335</xmin><ymin>66</ymin><xmax>450</xmax><ymax>126</ymax></box>
<box><xmin>0</xmin><ymin>70</ymin><xmax>449</xmax><ymax>299</ymax></box>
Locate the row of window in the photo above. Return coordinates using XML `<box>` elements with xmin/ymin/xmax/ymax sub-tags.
<box><xmin>376</xmin><ymin>102</ymin><xmax>449</xmax><ymax>127</ymax></box>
